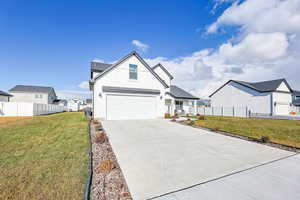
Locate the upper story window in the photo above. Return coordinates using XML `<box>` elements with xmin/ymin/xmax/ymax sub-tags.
<box><xmin>35</xmin><ymin>94</ymin><xmax>43</xmax><ymax>99</ymax></box>
<box><xmin>129</xmin><ymin>64</ymin><xmax>137</xmax><ymax>80</ymax></box>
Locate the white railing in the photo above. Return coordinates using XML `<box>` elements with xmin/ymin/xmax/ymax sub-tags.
<box><xmin>197</xmin><ymin>107</ymin><xmax>249</xmax><ymax>118</ymax></box>
<box><xmin>0</xmin><ymin>102</ymin><xmax>66</xmax><ymax>117</ymax></box>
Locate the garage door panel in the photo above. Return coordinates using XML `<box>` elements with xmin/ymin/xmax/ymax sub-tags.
<box><xmin>106</xmin><ymin>95</ymin><xmax>157</xmax><ymax>120</ymax></box>
<box><xmin>275</xmin><ymin>104</ymin><xmax>290</xmax><ymax>115</ymax></box>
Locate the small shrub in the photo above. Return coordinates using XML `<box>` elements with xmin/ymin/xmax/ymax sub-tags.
<box><xmin>196</xmin><ymin>113</ymin><xmax>200</xmax><ymax>116</ymax></box>
<box><xmin>92</xmin><ymin>120</ymin><xmax>100</xmax><ymax>124</ymax></box>
<box><xmin>189</xmin><ymin>120</ymin><xmax>195</xmax><ymax>126</ymax></box>
<box><xmin>186</xmin><ymin>113</ymin><xmax>190</xmax><ymax>117</ymax></box>
<box><xmin>261</xmin><ymin>136</ymin><xmax>270</xmax><ymax>143</ymax></box>
<box><xmin>171</xmin><ymin>118</ymin><xmax>176</xmax><ymax>122</ymax></box>
<box><xmin>174</xmin><ymin>113</ymin><xmax>179</xmax><ymax>118</ymax></box>
<box><xmin>96</xmin><ymin>160</ymin><xmax>116</xmax><ymax>174</ymax></box>
<box><xmin>212</xmin><ymin>127</ymin><xmax>219</xmax><ymax>132</ymax></box>
<box><xmin>164</xmin><ymin>113</ymin><xmax>171</xmax><ymax>118</ymax></box>
<box><xmin>198</xmin><ymin>115</ymin><xmax>205</xmax><ymax>120</ymax></box>
<box><xmin>94</xmin><ymin>132</ymin><xmax>108</xmax><ymax>144</ymax></box>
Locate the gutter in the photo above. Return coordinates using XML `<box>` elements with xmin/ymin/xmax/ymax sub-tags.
<box><xmin>84</xmin><ymin>120</ymin><xmax>93</xmax><ymax>200</ymax></box>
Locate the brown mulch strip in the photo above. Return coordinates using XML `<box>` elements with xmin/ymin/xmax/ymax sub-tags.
<box><xmin>90</xmin><ymin>121</ymin><xmax>132</xmax><ymax>200</ymax></box>
<box><xmin>177</xmin><ymin>120</ymin><xmax>300</xmax><ymax>153</ymax></box>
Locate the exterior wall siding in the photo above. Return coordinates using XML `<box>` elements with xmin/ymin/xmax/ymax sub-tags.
<box><xmin>93</xmin><ymin>55</ymin><xmax>167</xmax><ymax>119</ymax></box>
<box><xmin>0</xmin><ymin>95</ymin><xmax>9</xmax><ymax>102</ymax></box>
<box><xmin>9</xmin><ymin>92</ymin><xmax>49</xmax><ymax>104</ymax></box>
<box><xmin>210</xmin><ymin>82</ymin><xmax>272</xmax><ymax>115</ymax></box>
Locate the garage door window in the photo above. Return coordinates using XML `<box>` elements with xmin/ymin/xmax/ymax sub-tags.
<box><xmin>129</xmin><ymin>64</ymin><xmax>137</xmax><ymax>80</ymax></box>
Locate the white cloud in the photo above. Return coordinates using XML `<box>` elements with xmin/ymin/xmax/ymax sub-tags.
<box><xmin>143</xmin><ymin>0</ymin><xmax>299</xmax><ymax>98</ymax></box>
<box><xmin>132</xmin><ymin>40</ymin><xmax>149</xmax><ymax>52</ymax></box>
<box><xmin>144</xmin><ymin>0</ymin><xmax>300</xmax><ymax>98</ymax></box>
<box><xmin>207</xmin><ymin>0</ymin><xmax>300</xmax><ymax>34</ymax></box>
<box><xmin>92</xmin><ymin>58</ymin><xmax>105</xmax><ymax>63</ymax></box>
<box><xmin>219</xmin><ymin>32</ymin><xmax>289</xmax><ymax>63</ymax></box>
<box><xmin>78</xmin><ymin>81</ymin><xmax>89</xmax><ymax>89</ymax></box>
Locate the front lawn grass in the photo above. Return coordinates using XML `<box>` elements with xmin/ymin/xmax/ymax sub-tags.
<box><xmin>0</xmin><ymin>112</ymin><xmax>89</xmax><ymax>200</ymax></box>
<box><xmin>193</xmin><ymin>116</ymin><xmax>300</xmax><ymax>148</ymax></box>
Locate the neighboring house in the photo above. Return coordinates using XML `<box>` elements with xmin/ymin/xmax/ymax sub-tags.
<box><xmin>292</xmin><ymin>90</ymin><xmax>300</xmax><ymax>113</ymax></box>
<box><xmin>209</xmin><ymin>79</ymin><xmax>293</xmax><ymax>116</ymax></box>
<box><xmin>9</xmin><ymin>85</ymin><xmax>57</xmax><ymax>104</ymax></box>
<box><xmin>0</xmin><ymin>90</ymin><xmax>12</xmax><ymax>102</ymax></box>
<box><xmin>89</xmin><ymin>51</ymin><xmax>198</xmax><ymax>120</ymax></box>
<box><xmin>67</xmin><ymin>98</ymin><xmax>80</xmax><ymax>112</ymax></box>
<box><xmin>53</xmin><ymin>99</ymin><xmax>68</xmax><ymax>106</ymax></box>
<box><xmin>86</xmin><ymin>98</ymin><xmax>92</xmax><ymax>108</ymax></box>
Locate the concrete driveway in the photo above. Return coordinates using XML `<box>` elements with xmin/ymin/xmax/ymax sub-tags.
<box><xmin>102</xmin><ymin>119</ymin><xmax>295</xmax><ymax>200</ymax></box>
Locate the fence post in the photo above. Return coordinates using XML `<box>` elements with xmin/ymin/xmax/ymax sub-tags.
<box><xmin>233</xmin><ymin>107</ymin><xmax>235</xmax><ymax>117</ymax></box>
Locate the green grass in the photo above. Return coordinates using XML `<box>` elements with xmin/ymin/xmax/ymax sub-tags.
<box><xmin>193</xmin><ymin>116</ymin><xmax>300</xmax><ymax>148</ymax></box>
<box><xmin>0</xmin><ymin>112</ymin><xmax>89</xmax><ymax>200</ymax></box>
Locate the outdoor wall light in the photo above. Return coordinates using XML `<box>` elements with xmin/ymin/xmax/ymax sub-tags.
<box><xmin>160</xmin><ymin>96</ymin><xmax>163</xmax><ymax>100</ymax></box>
<box><xmin>99</xmin><ymin>93</ymin><xmax>102</xmax><ymax>98</ymax></box>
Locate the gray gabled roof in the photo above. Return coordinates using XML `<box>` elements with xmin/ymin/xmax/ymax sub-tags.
<box><xmin>210</xmin><ymin>78</ymin><xmax>292</xmax><ymax>97</ymax></box>
<box><xmin>0</xmin><ymin>90</ymin><xmax>12</xmax><ymax>97</ymax></box>
<box><xmin>293</xmin><ymin>90</ymin><xmax>300</xmax><ymax>97</ymax></box>
<box><xmin>91</xmin><ymin>51</ymin><xmax>169</xmax><ymax>88</ymax></box>
<box><xmin>152</xmin><ymin>63</ymin><xmax>174</xmax><ymax>80</ymax></box>
<box><xmin>91</xmin><ymin>62</ymin><xmax>112</xmax><ymax>72</ymax></box>
<box><xmin>168</xmin><ymin>85</ymin><xmax>199</xmax><ymax>100</ymax></box>
<box><xmin>9</xmin><ymin>85</ymin><xmax>55</xmax><ymax>94</ymax></box>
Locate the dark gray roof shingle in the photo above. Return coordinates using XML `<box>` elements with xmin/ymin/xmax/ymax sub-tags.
<box><xmin>9</xmin><ymin>85</ymin><xmax>54</xmax><ymax>94</ymax></box>
<box><xmin>293</xmin><ymin>90</ymin><xmax>300</xmax><ymax>97</ymax></box>
<box><xmin>91</xmin><ymin>61</ymin><xmax>112</xmax><ymax>72</ymax></box>
<box><xmin>210</xmin><ymin>78</ymin><xmax>292</xmax><ymax>97</ymax></box>
<box><xmin>0</xmin><ymin>90</ymin><xmax>12</xmax><ymax>97</ymax></box>
<box><xmin>168</xmin><ymin>85</ymin><xmax>199</xmax><ymax>99</ymax></box>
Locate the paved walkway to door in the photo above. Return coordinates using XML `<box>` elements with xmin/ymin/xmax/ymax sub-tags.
<box><xmin>102</xmin><ymin>119</ymin><xmax>295</xmax><ymax>200</ymax></box>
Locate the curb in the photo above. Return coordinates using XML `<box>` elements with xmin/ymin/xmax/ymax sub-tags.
<box><xmin>84</xmin><ymin>120</ymin><xmax>93</xmax><ymax>200</ymax></box>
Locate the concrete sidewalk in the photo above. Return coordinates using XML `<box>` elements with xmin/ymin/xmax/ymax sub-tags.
<box><xmin>102</xmin><ymin>119</ymin><xmax>294</xmax><ymax>200</ymax></box>
<box><xmin>156</xmin><ymin>154</ymin><xmax>300</xmax><ymax>200</ymax></box>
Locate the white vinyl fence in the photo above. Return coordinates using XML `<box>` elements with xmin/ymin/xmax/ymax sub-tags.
<box><xmin>197</xmin><ymin>107</ymin><xmax>249</xmax><ymax>117</ymax></box>
<box><xmin>0</xmin><ymin>102</ymin><xmax>66</xmax><ymax>116</ymax></box>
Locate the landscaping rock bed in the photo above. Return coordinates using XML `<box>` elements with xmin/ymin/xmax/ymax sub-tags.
<box><xmin>90</xmin><ymin>121</ymin><xmax>132</xmax><ymax>200</ymax></box>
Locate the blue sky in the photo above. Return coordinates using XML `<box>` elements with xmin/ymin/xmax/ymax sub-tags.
<box><xmin>1</xmin><ymin>0</ymin><xmax>299</xmax><ymax>98</ymax></box>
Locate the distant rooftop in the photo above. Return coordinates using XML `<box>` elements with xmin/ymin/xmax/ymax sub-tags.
<box><xmin>0</xmin><ymin>90</ymin><xmax>12</xmax><ymax>97</ymax></box>
<box><xmin>9</xmin><ymin>85</ymin><xmax>54</xmax><ymax>94</ymax></box>
<box><xmin>91</xmin><ymin>61</ymin><xmax>112</xmax><ymax>72</ymax></box>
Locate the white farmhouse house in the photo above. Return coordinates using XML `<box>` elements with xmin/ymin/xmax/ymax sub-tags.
<box><xmin>89</xmin><ymin>51</ymin><xmax>198</xmax><ymax>120</ymax></box>
<box><xmin>292</xmin><ymin>90</ymin><xmax>300</xmax><ymax>113</ymax></box>
<box><xmin>209</xmin><ymin>79</ymin><xmax>293</xmax><ymax>116</ymax></box>
<box><xmin>9</xmin><ymin>85</ymin><xmax>57</xmax><ymax>104</ymax></box>
<box><xmin>0</xmin><ymin>90</ymin><xmax>12</xmax><ymax>102</ymax></box>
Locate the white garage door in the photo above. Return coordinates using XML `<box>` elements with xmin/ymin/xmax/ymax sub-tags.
<box><xmin>275</xmin><ymin>104</ymin><xmax>290</xmax><ymax>115</ymax></box>
<box><xmin>106</xmin><ymin>94</ymin><xmax>157</xmax><ymax>120</ymax></box>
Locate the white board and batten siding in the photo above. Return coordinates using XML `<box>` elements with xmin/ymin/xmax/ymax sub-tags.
<box><xmin>93</xmin><ymin>55</ymin><xmax>167</xmax><ymax>120</ymax></box>
<box><xmin>211</xmin><ymin>81</ymin><xmax>272</xmax><ymax>115</ymax></box>
<box><xmin>272</xmin><ymin>82</ymin><xmax>292</xmax><ymax>115</ymax></box>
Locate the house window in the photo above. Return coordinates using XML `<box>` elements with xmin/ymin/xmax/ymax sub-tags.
<box><xmin>129</xmin><ymin>64</ymin><xmax>137</xmax><ymax>80</ymax></box>
<box><xmin>35</xmin><ymin>94</ymin><xmax>43</xmax><ymax>99</ymax></box>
